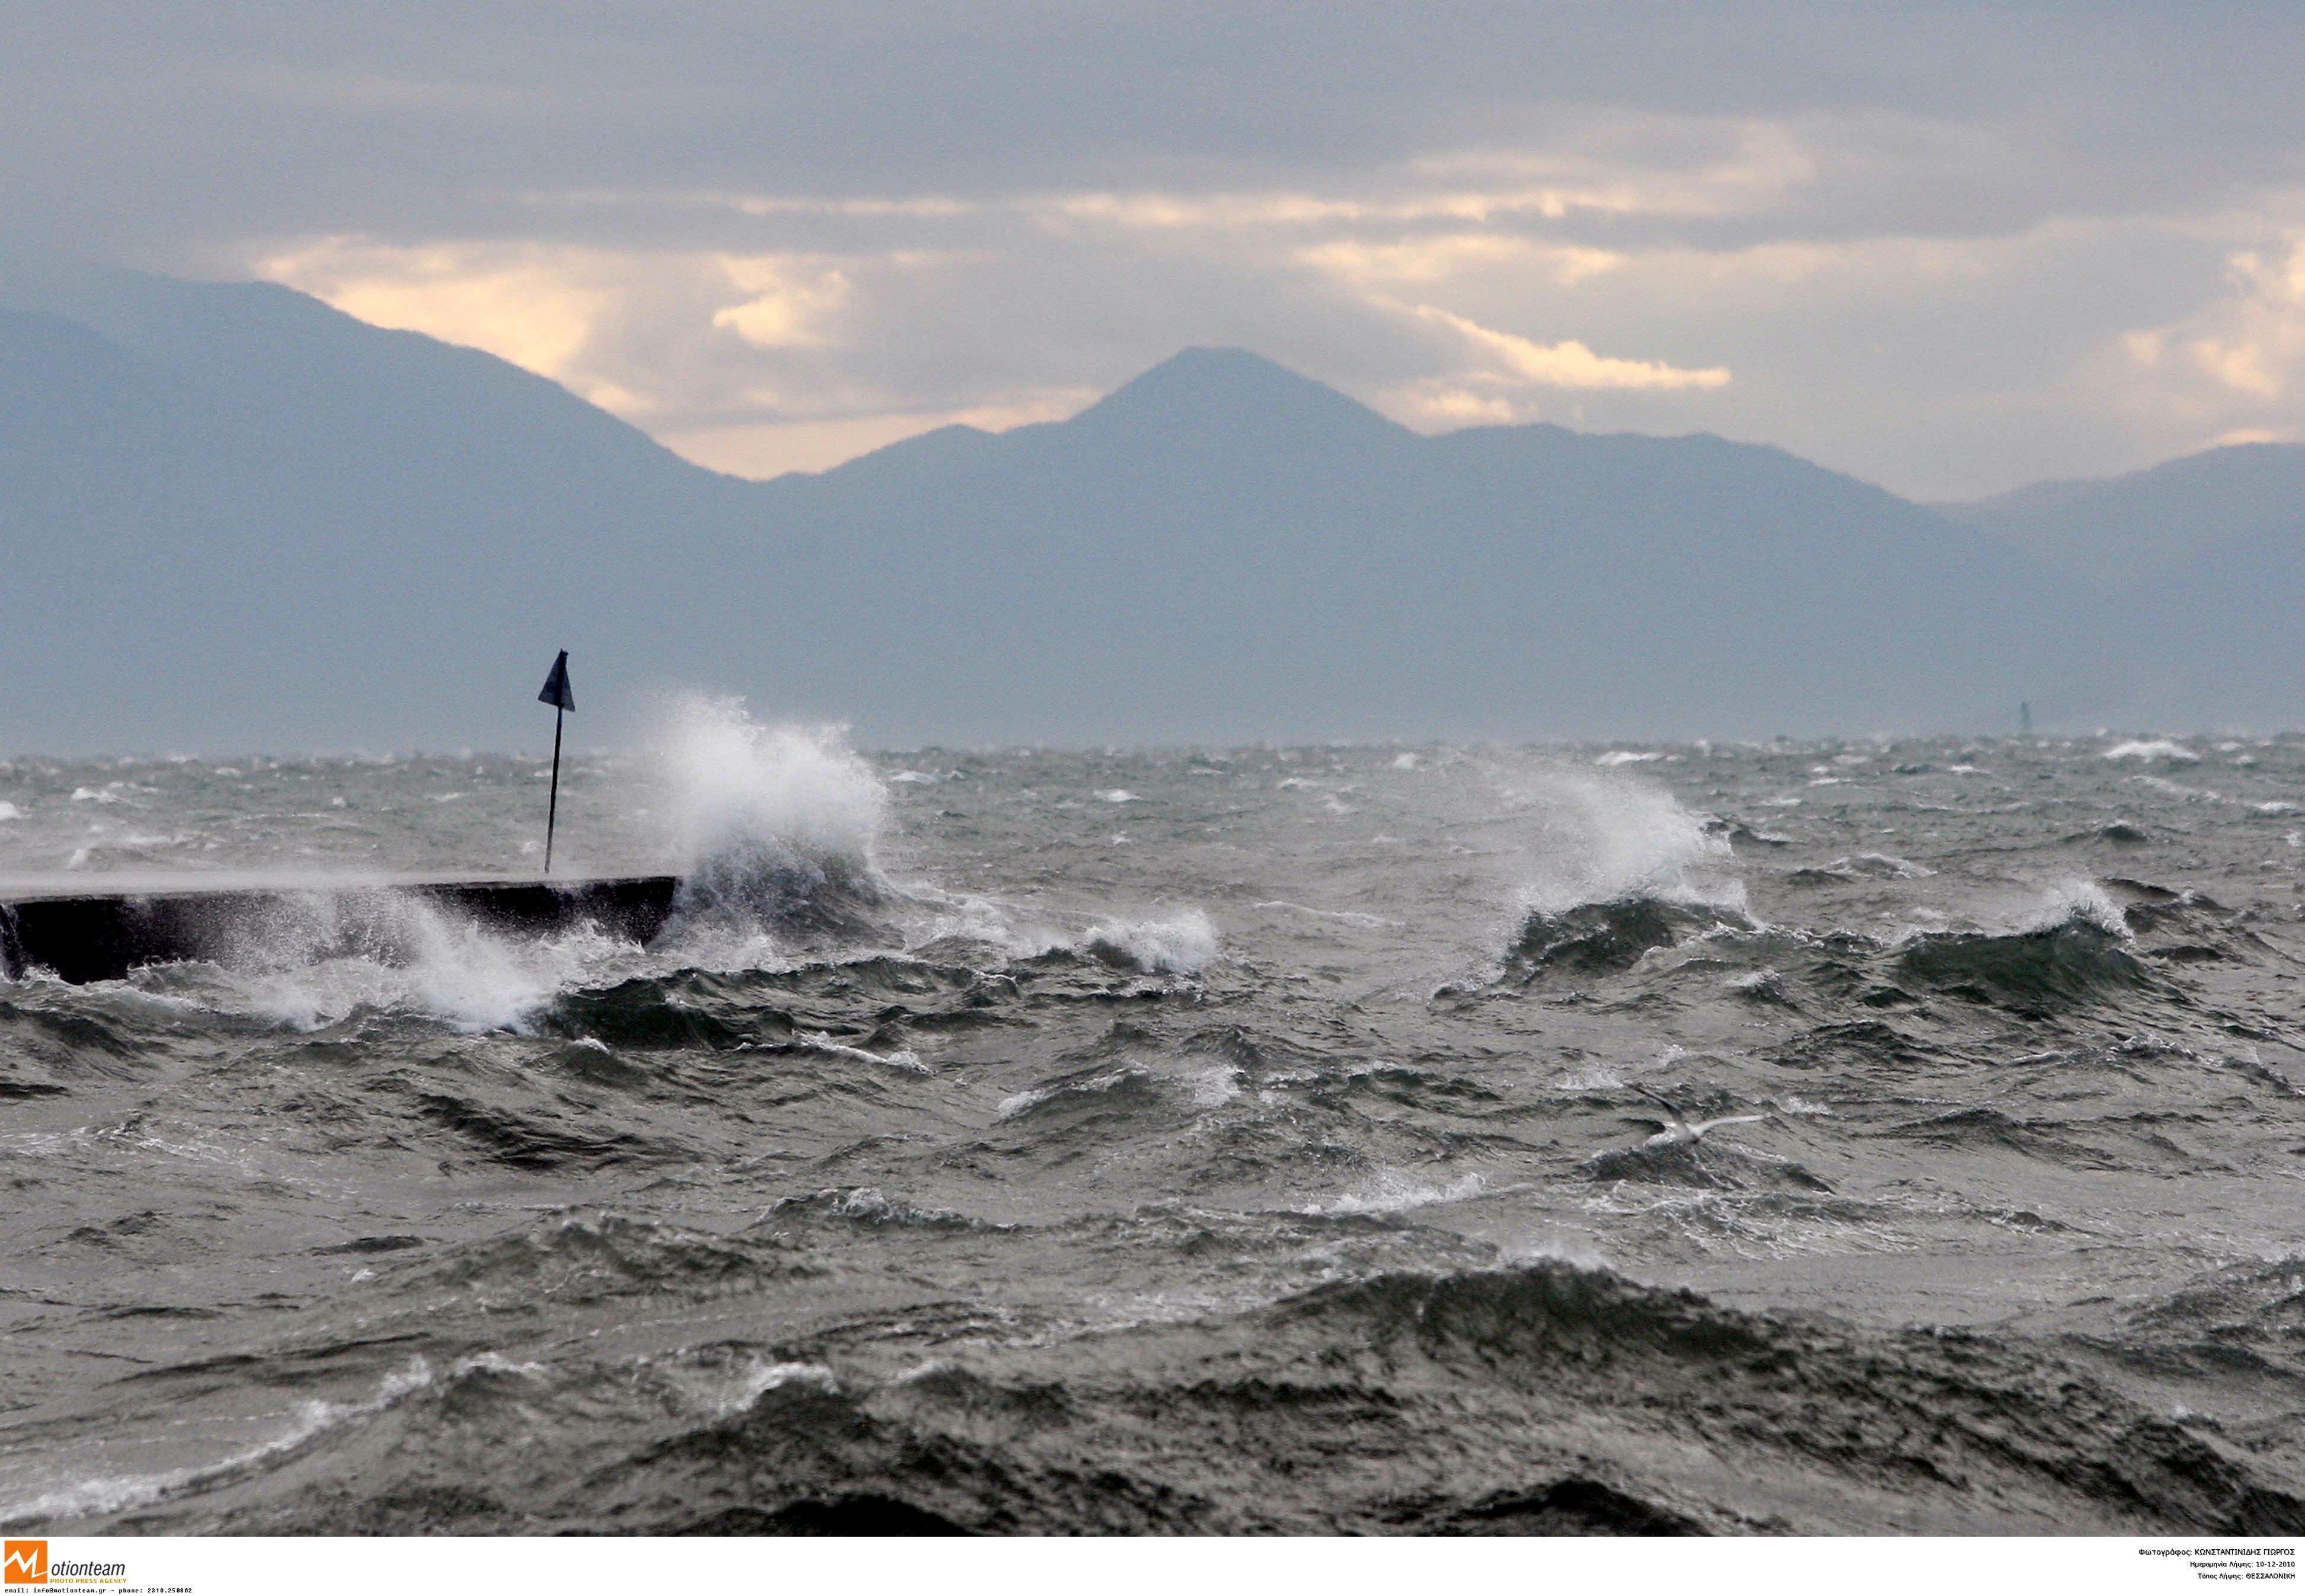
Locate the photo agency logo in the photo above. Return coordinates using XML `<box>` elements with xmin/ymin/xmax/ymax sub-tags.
<box><xmin>4</xmin><ymin>1543</ymin><xmax>127</xmax><ymax>1590</ymax></box>
<box><xmin>3</xmin><ymin>1542</ymin><xmax>44</xmax><ymax>1585</ymax></box>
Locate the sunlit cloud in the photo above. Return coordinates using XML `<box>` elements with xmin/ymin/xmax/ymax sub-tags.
<box><xmin>256</xmin><ymin>236</ymin><xmax>970</xmax><ymax>449</ymax></box>
<box><xmin>663</xmin><ymin>388</ymin><xmax>1097</xmax><ymax>478</ymax></box>
<box><xmin>261</xmin><ymin>239</ymin><xmax>612</xmax><ymax>381</ymax></box>
<box><xmin>1381</xmin><ymin>384</ymin><xmax>1525</xmax><ymax>427</ymax></box>
<box><xmin>2207</xmin><ymin>424</ymin><xmax>2297</xmax><ymax>447</ymax></box>
<box><xmin>1403</xmin><ymin>120</ymin><xmax>1816</xmax><ymax>219</ymax></box>
<box><xmin>1299</xmin><ymin>234</ymin><xmax>1623</xmax><ymax>288</ymax></box>
<box><xmin>1411</xmin><ymin>304</ymin><xmax>1730</xmax><ymax>391</ymax></box>
<box><xmin>2182</xmin><ymin>235</ymin><xmax>2305</xmax><ymax>399</ymax></box>
<box><xmin>526</xmin><ymin>187</ymin><xmax>981</xmax><ymax>221</ymax></box>
<box><xmin>2106</xmin><ymin>229</ymin><xmax>2305</xmax><ymax>443</ymax></box>
<box><xmin>710</xmin><ymin>254</ymin><xmax>854</xmax><ymax>349</ymax></box>
<box><xmin>1046</xmin><ymin>122</ymin><xmax>1815</xmax><ymax>237</ymax></box>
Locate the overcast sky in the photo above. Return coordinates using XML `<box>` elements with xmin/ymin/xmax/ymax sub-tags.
<box><xmin>7</xmin><ymin>1</ymin><xmax>2305</xmax><ymax>497</ymax></box>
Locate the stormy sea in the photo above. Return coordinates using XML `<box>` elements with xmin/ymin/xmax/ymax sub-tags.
<box><xmin>5</xmin><ymin>701</ymin><xmax>2305</xmax><ymax>1536</ymax></box>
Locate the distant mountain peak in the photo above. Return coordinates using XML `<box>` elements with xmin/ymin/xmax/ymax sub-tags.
<box><xmin>1067</xmin><ymin>346</ymin><xmax>1412</xmax><ymax>449</ymax></box>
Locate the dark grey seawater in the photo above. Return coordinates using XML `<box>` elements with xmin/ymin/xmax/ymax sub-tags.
<box><xmin>5</xmin><ymin>711</ymin><xmax>2305</xmax><ymax>1534</ymax></box>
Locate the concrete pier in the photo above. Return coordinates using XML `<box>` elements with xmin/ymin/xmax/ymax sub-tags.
<box><xmin>0</xmin><ymin>874</ymin><xmax>681</xmax><ymax>984</ymax></box>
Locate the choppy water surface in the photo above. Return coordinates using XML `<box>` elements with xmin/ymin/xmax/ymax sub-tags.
<box><xmin>5</xmin><ymin>711</ymin><xmax>2305</xmax><ymax>1534</ymax></box>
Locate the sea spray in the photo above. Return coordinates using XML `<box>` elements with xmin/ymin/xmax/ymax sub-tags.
<box><xmin>649</xmin><ymin>696</ymin><xmax>894</xmax><ymax>952</ymax></box>
<box><xmin>1505</xmin><ymin>765</ymin><xmax>1745</xmax><ymax>919</ymax></box>
<box><xmin>1488</xmin><ymin>762</ymin><xmax>1747</xmax><ymax>977</ymax></box>
<box><xmin>200</xmin><ymin>889</ymin><xmax>630</xmax><ymax>1033</ymax></box>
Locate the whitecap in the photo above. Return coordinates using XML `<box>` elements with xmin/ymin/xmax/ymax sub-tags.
<box><xmin>1507</xmin><ymin>767</ymin><xmax>1747</xmax><ymax>919</ymax></box>
<box><xmin>2104</xmin><ymin>739</ymin><xmax>2199</xmax><ymax>762</ymax></box>
<box><xmin>2016</xmin><ymin>879</ymin><xmax>2131</xmax><ymax>939</ymax></box>
<box><xmin>716</xmin><ymin>1360</ymin><xmax>839</xmax><ymax>1416</ymax></box>
<box><xmin>794</xmin><ymin>1029</ymin><xmax>931</xmax><ymax>1075</ymax></box>
<box><xmin>1298</xmin><ymin>1170</ymin><xmax>1488</xmax><ymax>1216</ymax></box>
<box><xmin>1082</xmin><ymin>909</ymin><xmax>1218</xmax><ymax>974</ymax></box>
<box><xmin>0</xmin><ymin>1356</ymin><xmax>435</xmax><ymax>1527</ymax></box>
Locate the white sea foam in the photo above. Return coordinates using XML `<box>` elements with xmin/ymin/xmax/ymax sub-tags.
<box><xmin>645</xmin><ymin>696</ymin><xmax>894</xmax><ymax>960</ymax></box>
<box><xmin>2104</xmin><ymin>739</ymin><xmax>2199</xmax><ymax>762</ymax></box>
<box><xmin>716</xmin><ymin>1359</ymin><xmax>839</xmax><ymax>1416</ymax></box>
<box><xmin>237</xmin><ymin>904</ymin><xmax>629</xmax><ymax>1033</ymax></box>
<box><xmin>1502</xmin><ymin>1234</ymin><xmax>1613</xmax><ymax>1271</ymax></box>
<box><xmin>2128</xmin><ymin>773</ymin><xmax>2217</xmax><ymax>802</ymax></box>
<box><xmin>2017</xmin><ymin>879</ymin><xmax>2131</xmax><ymax>939</ymax></box>
<box><xmin>1552</xmin><ymin>1065</ymin><xmax>1626</xmax><ymax>1091</ymax></box>
<box><xmin>1857</xmin><ymin>852</ymin><xmax>1930</xmax><ymax>877</ymax></box>
<box><xmin>1182</xmin><ymin>1063</ymin><xmax>1241</xmax><ymax>1107</ymax></box>
<box><xmin>0</xmin><ymin>802</ymin><xmax>19</xmax><ymax>822</ymax></box>
<box><xmin>996</xmin><ymin>1065</ymin><xmax>1147</xmax><ymax>1121</ymax></box>
<box><xmin>795</xmin><ymin>1029</ymin><xmax>931</xmax><ymax>1074</ymax></box>
<box><xmin>1819</xmin><ymin>853</ymin><xmax>1932</xmax><ymax>880</ymax></box>
<box><xmin>1082</xmin><ymin>909</ymin><xmax>1219</xmax><ymax>974</ymax></box>
<box><xmin>1252</xmin><ymin>899</ymin><xmax>1402</xmax><ymax>928</ymax></box>
<box><xmin>913</xmin><ymin>892</ymin><xmax>1029</xmax><ymax>950</ymax></box>
<box><xmin>0</xmin><ymin>1356</ymin><xmax>436</xmax><ymax>1527</ymax></box>
<box><xmin>1298</xmin><ymin>1170</ymin><xmax>1488</xmax><ymax>1216</ymax></box>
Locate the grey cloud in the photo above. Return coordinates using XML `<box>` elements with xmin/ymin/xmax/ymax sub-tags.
<box><xmin>9</xmin><ymin>2</ymin><xmax>2305</xmax><ymax>249</ymax></box>
<box><xmin>9</xmin><ymin>2</ymin><xmax>2305</xmax><ymax>493</ymax></box>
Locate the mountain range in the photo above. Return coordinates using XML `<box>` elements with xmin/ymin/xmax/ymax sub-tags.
<box><xmin>2</xmin><ymin>266</ymin><xmax>2298</xmax><ymax>751</ymax></box>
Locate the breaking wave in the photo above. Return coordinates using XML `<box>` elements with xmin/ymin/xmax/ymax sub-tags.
<box><xmin>1081</xmin><ymin>910</ymin><xmax>1219</xmax><ymax>975</ymax></box>
<box><xmin>1891</xmin><ymin>884</ymin><xmax>2151</xmax><ymax>1015</ymax></box>
<box><xmin>1495</xmin><ymin>765</ymin><xmax>1748</xmax><ymax>979</ymax></box>
<box><xmin>2104</xmin><ymin>739</ymin><xmax>2199</xmax><ymax>763</ymax></box>
<box><xmin>1510</xmin><ymin>767</ymin><xmax>1744</xmax><ymax>919</ymax></box>
<box><xmin>651</xmin><ymin>696</ymin><xmax>897</xmax><ymax>953</ymax></box>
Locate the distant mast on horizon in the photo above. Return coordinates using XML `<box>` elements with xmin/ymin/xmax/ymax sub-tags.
<box><xmin>2020</xmin><ymin>700</ymin><xmax>2033</xmax><ymax>736</ymax></box>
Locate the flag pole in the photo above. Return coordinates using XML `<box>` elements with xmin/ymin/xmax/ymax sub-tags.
<box><xmin>545</xmin><ymin>703</ymin><xmax>563</xmax><ymax>874</ymax></box>
<box><xmin>536</xmin><ymin>649</ymin><xmax>574</xmax><ymax>877</ymax></box>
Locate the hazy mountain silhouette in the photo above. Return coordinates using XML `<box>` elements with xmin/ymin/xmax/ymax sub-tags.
<box><xmin>0</xmin><ymin>270</ymin><xmax>2271</xmax><ymax>751</ymax></box>
<box><xmin>1940</xmin><ymin>442</ymin><xmax>2305</xmax><ymax>726</ymax></box>
<box><xmin>1</xmin><ymin>267</ymin><xmax>756</xmax><ymax>749</ymax></box>
<box><xmin>1942</xmin><ymin>442</ymin><xmax>2305</xmax><ymax>583</ymax></box>
<box><xmin>732</xmin><ymin>347</ymin><xmax>2103</xmax><ymax>745</ymax></box>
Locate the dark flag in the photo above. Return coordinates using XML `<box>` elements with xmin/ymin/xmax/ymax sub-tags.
<box><xmin>538</xmin><ymin>651</ymin><xmax>575</xmax><ymax>711</ymax></box>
